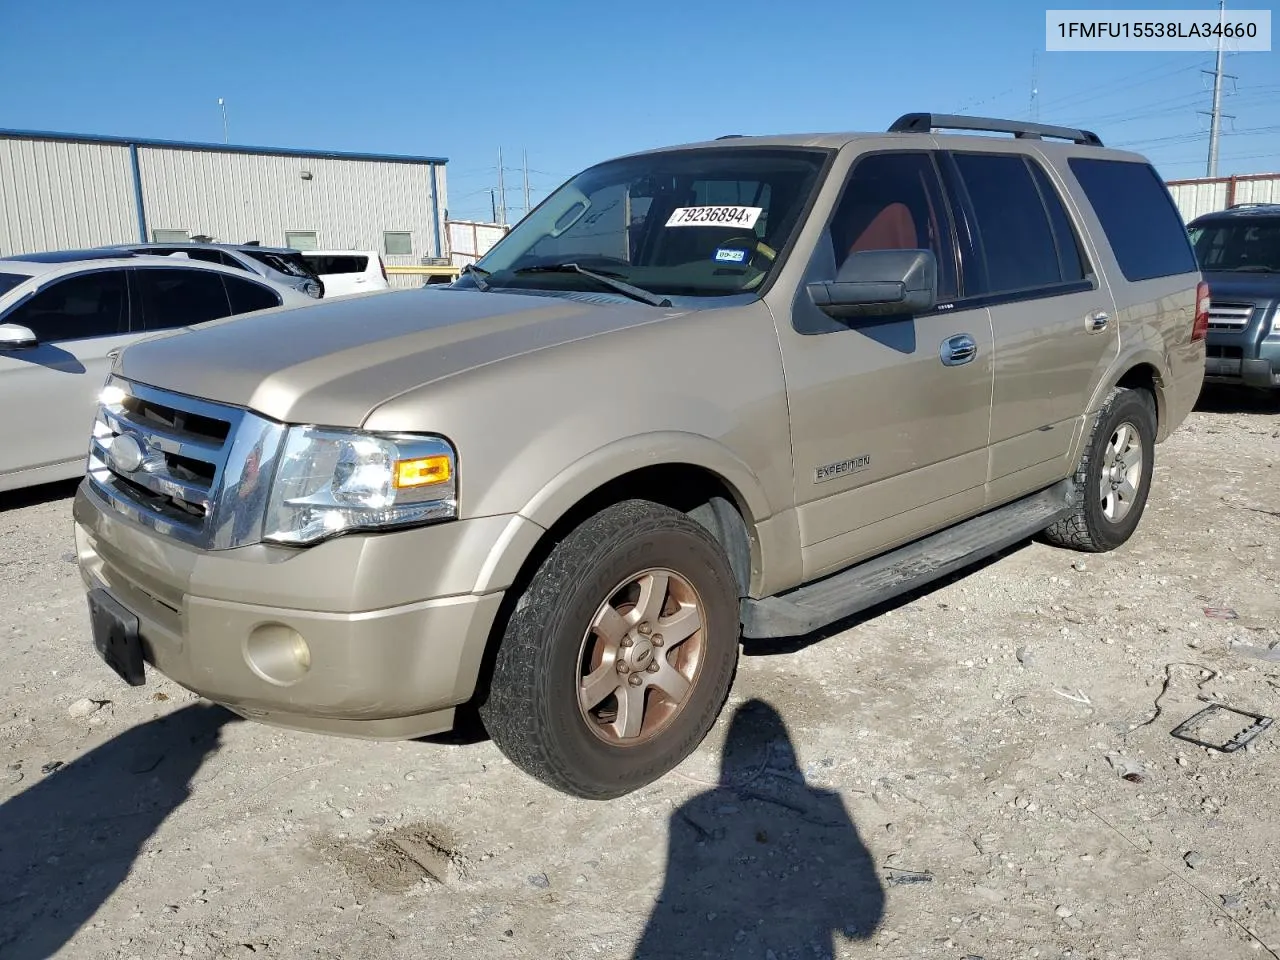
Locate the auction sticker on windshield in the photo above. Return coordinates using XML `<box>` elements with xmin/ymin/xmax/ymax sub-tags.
<box><xmin>665</xmin><ymin>206</ymin><xmax>763</xmax><ymax>229</ymax></box>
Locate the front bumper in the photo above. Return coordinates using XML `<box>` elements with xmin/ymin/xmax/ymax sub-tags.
<box><xmin>1204</xmin><ymin>305</ymin><xmax>1280</xmax><ymax>389</ymax></box>
<box><xmin>1205</xmin><ymin>351</ymin><xmax>1280</xmax><ymax>389</ymax></box>
<box><xmin>73</xmin><ymin>482</ymin><xmax>537</xmax><ymax>739</ymax></box>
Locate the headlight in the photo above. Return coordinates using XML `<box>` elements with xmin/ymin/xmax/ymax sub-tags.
<box><xmin>302</xmin><ymin>279</ymin><xmax>323</xmax><ymax>299</ymax></box>
<box><xmin>262</xmin><ymin>427</ymin><xmax>456</xmax><ymax>545</ymax></box>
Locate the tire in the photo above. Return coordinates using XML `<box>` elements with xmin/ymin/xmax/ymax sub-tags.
<box><xmin>1043</xmin><ymin>386</ymin><xmax>1157</xmax><ymax>553</ymax></box>
<box><xmin>478</xmin><ymin>499</ymin><xmax>741</xmax><ymax>799</ymax></box>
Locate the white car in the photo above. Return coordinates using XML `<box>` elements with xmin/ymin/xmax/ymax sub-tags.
<box><xmin>0</xmin><ymin>249</ymin><xmax>312</xmax><ymax>493</ymax></box>
<box><xmin>301</xmin><ymin>250</ymin><xmax>391</xmax><ymax>297</ymax></box>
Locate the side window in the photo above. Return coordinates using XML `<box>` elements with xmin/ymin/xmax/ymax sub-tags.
<box><xmin>284</xmin><ymin>231</ymin><xmax>319</xmax><ymax>251</ymax></box>
<box><xmin>952</xmin><ymin>153</ymin><xmax>1061</xmax><ymax>294</ymax></box>
<box><xmin>224</xmin><ymin>276</ymin><xmax>283</xmax><ymax>313</ymax></box>
<box><xmin>133</xmin><ymin>268</ymin><xmax>233</xmax><ymax>331</ymax></box>
<box><xmin>1029</xmin><ymin>162</ymin><xmax>1088</xmax><ymax>282</ymax></box>
<box><xmin>1068</xmin><ymin>158</ymin><xmax>1198</xmax><ymax>281</ymax></box>
<box><xmin>6</xmin><ymin>270</ymin><xmax>127</xmax><ymax>342</ymax></box>
<box><xmin>305</xmin><ymin>255</ymin><xmax>366</xmax><ymax>274</ymax></box>
<box><xmin>828</xmin><ymin>152</ymin><xmax>958</xmax><ymax>300</ymax></box>
<box><xmin>384</xmin><ymin>232</ymin><xmax>413</xmax><ymax>256</ymax></box>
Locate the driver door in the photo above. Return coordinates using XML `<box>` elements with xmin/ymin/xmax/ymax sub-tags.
<box><xmin>0</xmin><ymin>268</ymin><xmax>135</xmax><ymax>486</ymax></box>
<box><xmin>776</xmin><ymin>150</ymin><xmax>995</xmax><ymax>581</ymax></box>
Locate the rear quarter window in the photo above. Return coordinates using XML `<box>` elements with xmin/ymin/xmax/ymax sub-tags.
<box><xmin>1068</xmin><ymin>158</ymin><xmax>1198</xmax><ymax>282</ymax></box>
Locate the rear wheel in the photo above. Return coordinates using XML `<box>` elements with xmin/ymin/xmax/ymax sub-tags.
<box><xmin>1043</xmin><ymin>386</ymin><xmax>1156</xmax><ymax>552</ymax></box>
<box><xmin>478</xmin><ymin>499</ymin><xmax>741</xmax><ymax>799</ymax></box>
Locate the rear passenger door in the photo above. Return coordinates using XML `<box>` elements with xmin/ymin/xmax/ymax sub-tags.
<box><xmin>0</xmin><ymin>268</ymin><xmax>134</xmax><ymax>478</ymax></box>
<box><xmin>941</xmin><ymin>150</ymin><xmax>1118</xmax><ymax>502</ymax></box>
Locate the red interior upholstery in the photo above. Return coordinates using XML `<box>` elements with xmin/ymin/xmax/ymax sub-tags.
<box><xmin>849</xmin><ymin>202</ymin><xmax>918</xmax><ymax>254</ymax></box>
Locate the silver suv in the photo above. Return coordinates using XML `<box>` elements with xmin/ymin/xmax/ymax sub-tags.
<box><xmin>109</xmin><ymin>242</ymin><xmax>325</xmax><ymax>299</ymax></box>
<box><xmin>74</xmin><ymin>113</ymin><xmax>1206</xmax><ymax>798</ymax></box>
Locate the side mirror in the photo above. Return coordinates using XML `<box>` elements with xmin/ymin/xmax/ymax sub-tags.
<box><xmin>807</xmin><ymin>249</ymin><xmax>937</xmax><ymax>319</ymax></box>
<box><xmin>0</xmin><ymin>323</ymin><xmax>38</xmax><ymax>350</ymax></box>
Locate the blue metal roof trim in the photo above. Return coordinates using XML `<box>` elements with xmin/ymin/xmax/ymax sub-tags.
<box><xmin>0</xmin><ymin>127</ymin><xmax>447</xmax><ymax>166</ymax></box>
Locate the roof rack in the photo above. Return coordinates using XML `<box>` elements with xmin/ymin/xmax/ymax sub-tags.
<box><xmin>1228</xmin><ymin>201</ymin><xmax>1280</xmax><ymax>209</ymax></box>
<box><xmin>888</xmin><ymin>113</ymin><xmax>1104</xmax><ymax>147</ymax></box>
<box><xmin>715</xmin><ymin>134</ymin><xmax>745</xmax><ymax>140</ymax></box>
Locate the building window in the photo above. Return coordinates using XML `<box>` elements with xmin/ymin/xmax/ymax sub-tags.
<box><xmin>284</xmin><ymin>231</ymin><xmax>319</xmax><ymax>251</ymax></box>
<box><xmin>384</xmin><ymin>231</ymin><xmax>413</xmax><ymax>256</ymax></box>
<box><xmin>152</xmin><ymin>229</ymin><xmax>190</xmax><ymax>243</ymax></box>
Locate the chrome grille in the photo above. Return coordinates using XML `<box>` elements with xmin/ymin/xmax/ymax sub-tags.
<box><xmin>86</xmin><ymin>378</ymin><xmax>286</xmax><ymax>550</ymax></box>
<box><xmin>1207</xmin><ymin>301</ymin><xmax>1255</xmax><ymax>330</ymax></box>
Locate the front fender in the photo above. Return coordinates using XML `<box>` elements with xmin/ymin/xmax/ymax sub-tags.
<box><xmin>517</xmin><ymin>430</ymin><xmax>774</xmax><ymax>531</ymax></box>
<box><xmin>466</xmin><ymin>433</ymin><xmax>775</xmax><ymax>599</ymax></box>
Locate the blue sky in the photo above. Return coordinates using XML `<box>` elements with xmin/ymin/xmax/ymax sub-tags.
<box><xmin>1</xmin><ymin>0</ymin><xmax>1276</xmax><ymax>223</ymax></box>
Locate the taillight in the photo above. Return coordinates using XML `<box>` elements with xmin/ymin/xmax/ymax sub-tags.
<box><xmin>1192</xmin><ymin>280</ymin><xmax>1210</xmax><ymax>341</ymax></box>
<box><xmin>379</xmin><ymin>256</ymin><xmax>387</xmax><ymax>282</ymax></box>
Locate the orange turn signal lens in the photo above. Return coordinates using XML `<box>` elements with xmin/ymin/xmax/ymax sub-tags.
<box><xmin>394</xmin><ymin>455</ymin><xmax>452</xmax><ymax>488</ymax></box>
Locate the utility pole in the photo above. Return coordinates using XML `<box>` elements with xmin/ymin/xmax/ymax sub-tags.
<box><xmin>490</xmin><ymin>189</ymin><xmax>497</xmax><ymax>223</ymax></box>
<box><xmin>1206</xmin><ymin>0</ymin><xmax>1227</xmax><ymax>176</ymax></box>
<box><xmin>496</xmin><ymin>147</ymin><xmax>507</xmax><ymax>226</ymax></box>
<box><xmin>522</xmin><ymin>150</ymin><xmax>531</xmax><ymax>218</ymax></box>
<box><xmin>1030</xmin><ymin>50</ymin><xmax>1039</xmax><ymax>122</ymax></box>
<box><xmin>218</xmin><ymin>98</ymin><xmax>228</xmax><ymax>144</ymax></box>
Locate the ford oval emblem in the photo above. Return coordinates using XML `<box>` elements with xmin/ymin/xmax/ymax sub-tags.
<box><xmin>109</xmin><ymin>434</ymin><xmax>145</xmax><ymax>474</ymax></box>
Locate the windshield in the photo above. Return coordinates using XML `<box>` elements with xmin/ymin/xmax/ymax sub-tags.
<box><xmin>462</xmin><ymin>147</ymin><xmax>830</xmax><ymax>299</ymax></box>
<box><xmin>1189</xmin><ymin>220</ymin><xmax>1280</xmax><ymax>273</ymax></box>
<box><xmin>0</xmin><ymin>272</ymin><xmax>29</xmax><ymax>297</ymax></box>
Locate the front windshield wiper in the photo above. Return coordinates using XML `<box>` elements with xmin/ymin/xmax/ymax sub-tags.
<box><xmin>460</xmin><ymin>262</ymin><xmax>491</xmax><ymax>291</ymax></box>
<box><xmin>513</xmin><ymin>263</ymin><xmax>671</xmax><ymax>308</ymax></box>
<box><xmin>1226</xmin><ymin>265</ymin><xmax>1280</xmax><ymax>273</ymax></box>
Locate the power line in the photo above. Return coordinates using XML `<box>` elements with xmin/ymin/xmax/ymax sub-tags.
<box><xmin>1037</xmin><ymin>58</ymin><xmax>1201</xmax><ymax>114</ymax></box>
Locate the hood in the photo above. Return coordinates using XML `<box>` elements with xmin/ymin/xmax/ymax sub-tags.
<box><xmin>1202</xmin><ymin>271</ymin><xmax>1280</xmax><ymax>304</ymax></box>
<box><xmin>116</xmin><ymin>288</ymin><xmax>678</xmax><ymax>426</ymax></box>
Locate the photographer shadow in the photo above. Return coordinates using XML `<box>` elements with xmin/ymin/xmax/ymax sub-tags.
<box><xmin>635</xmin><ymin>699</ymin><xmax>885</xmax><ymax>959</ymax></box>
<box><xmin>0</xmin><ymin>703</ymin><xmax>236</xmax><ymax>959</ymax></box>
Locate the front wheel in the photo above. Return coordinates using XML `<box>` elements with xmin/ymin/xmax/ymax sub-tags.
<box><xmin>1043</xmin><ymin>386</ymin><xmax>1157</xmax><ymax>553</ymax></box>
<box><xmin>478</xmin><ymin>500</ymin><xmax>741</xmax><ymax>799</ymax></box>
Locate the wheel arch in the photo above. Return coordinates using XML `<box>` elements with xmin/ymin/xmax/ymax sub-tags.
<box><xmin>1086</xmin><ymin>354</ymin><xmax>1169</xmax><ymax>439</ymax></box>
<box><xmin>461</xmin><ymin>442</ymin><xmax>766</xmax><ymax>717</ymax></box>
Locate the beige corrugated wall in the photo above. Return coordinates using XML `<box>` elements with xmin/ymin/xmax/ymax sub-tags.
<box><xmin>0</xmin><ymin>136</ymin><xmax>138</xmax><ymax>255</ymax></box>
<box><xmin>137</xmin><ymin>147</ymin><xmax>444</xmax><ymax>261</ymax></box>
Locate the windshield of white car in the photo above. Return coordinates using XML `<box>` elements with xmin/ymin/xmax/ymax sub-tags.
<box><xmin>1190</xmin><ymin>221</ymin><xmax>1280</xmax><ymax>273</ymax></box>
<box><xmin>0</xmin><ymin>272</ymin><xmax>28</xmax><ymax>297</ymax></box>
<box><xmin>458</xmin><ymin>147</ymin><xmax>830</xmax><ymax>299</ymax></box>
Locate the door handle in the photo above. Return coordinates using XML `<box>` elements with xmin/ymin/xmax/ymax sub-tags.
<box><xmin>1086</xmin><ymin>311</ymin><xmax>1110</xmax><ymax>332</ymax></box>
<box><xmin>940</xmin><ymin>334</ymin><xmax>977</xmax><ymax>366</ymax></box>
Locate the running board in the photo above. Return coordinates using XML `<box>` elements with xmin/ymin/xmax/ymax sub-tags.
<box><xmin>741</xmin><ymin>481</ymin><xmax>1073</xmax><ymax>639</ymax></box>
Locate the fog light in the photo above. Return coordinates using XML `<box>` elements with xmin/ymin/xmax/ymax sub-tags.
<box><xmin>244</xmin><ymin>623</ymin><xmax>311</xmax><ymax>685</ymax></box>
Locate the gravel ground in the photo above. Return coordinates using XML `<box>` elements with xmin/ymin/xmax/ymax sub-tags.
<box><xmin>1</xmin><ymin>386</ymin><xmax>1278</xmax><ymax>960</ymax></box>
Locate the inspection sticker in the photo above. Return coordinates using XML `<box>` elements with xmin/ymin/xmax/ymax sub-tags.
<box><xmin>665</xmin><ymin>205</ymin><xmax>763</xmax><ymax>229</ymax></box>
<box><xmin>713</xmin><ymin>247</ymin><xmax>749</xmax><ymax>263</ymax></box>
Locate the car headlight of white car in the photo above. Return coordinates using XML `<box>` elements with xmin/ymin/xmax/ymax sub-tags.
<box><xmin>262</xmin><ymin>427</ymin><xmax>457</xmax><ymax>545</ymax></box>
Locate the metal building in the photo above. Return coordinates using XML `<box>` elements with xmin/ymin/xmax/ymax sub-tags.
<box><xmin>0</xmin><ymin>128</ymin><xmax>448</xmax><ymax>286</ymax></box>
<box><xmin>1166</xmin><ymin>172</ymin><xmax>1280</xmax><ymax>222</ymax></box>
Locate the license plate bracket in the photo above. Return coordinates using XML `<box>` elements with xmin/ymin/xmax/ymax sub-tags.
<box><xmin>88</xmin><ymin>588</ymin><xmax>145</xmax><ymax>686</ymax></box>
